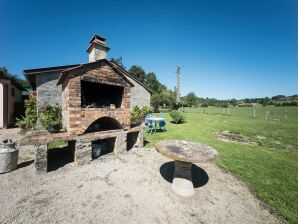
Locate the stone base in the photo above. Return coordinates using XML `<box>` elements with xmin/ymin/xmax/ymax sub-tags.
<box><xmin>135</xmin><ymin>127</ymin><xmax>145</xmax><ymax>148</ymax></box>
<box><xmin>75</xmin><ymin>139</ymin><xmax>92</xmax><ymax>165</ymax></box>
<box><xmin>32</xmin><ymin>127</ymin><xmax>145</xmax><ymax>172</ymax></box>
<box><xmin>114</xmin><ymin>131</ymin><xmax>127</xmax><ymax>155</ymax></box>
<box><xmin>171</xmin><ymin>161</ymin><xmax>194</xmax><ymax>197</ymax></box>
<box><xmin>35</xmin><ymin>144</ymin><xmax>48</xmax><ymax>174</ymax></box>
<box><xmin>127</xmin><ymin>127</ymin><xmax>145</xmax><ymax>150</ymax></box>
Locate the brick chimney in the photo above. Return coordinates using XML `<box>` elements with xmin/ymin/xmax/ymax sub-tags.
<box><xmin>86</xmin><ymin>34</ymin><xmax>110</xmax><ymax>62</ymax></box>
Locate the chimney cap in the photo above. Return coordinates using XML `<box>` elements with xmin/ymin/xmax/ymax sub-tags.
<box><xmin>86</xmin><ymin>34</ymin><xmax>110</xmax><ymax>53</ymax></box>
<box><xmin>89</xmin><ymin>34</ymin><xmax>106</xmax><ymax>43</ymax></box>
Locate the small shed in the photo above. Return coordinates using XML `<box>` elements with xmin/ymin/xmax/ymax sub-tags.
<box><xmin>0</xmin><ymin>78</ymin><xmax>25</xmax><ymax>128</ymax></box>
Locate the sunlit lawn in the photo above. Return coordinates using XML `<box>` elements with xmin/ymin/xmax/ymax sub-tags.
<box><xmin>145</xmin><ymin>106</ymin><xmax>298</xmax><ymax>223</ymax></box>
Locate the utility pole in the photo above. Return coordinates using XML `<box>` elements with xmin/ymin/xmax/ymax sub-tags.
<box><xmin>176</xmin><ymin>65</ymin><xmax>181</xmax><ymax>105</ymax></box>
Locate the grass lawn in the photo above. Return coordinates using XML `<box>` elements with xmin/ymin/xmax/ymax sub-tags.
<box><xmin>145</xmin><ymin>106</ymin><xmax>298</xmax><ymax>223</ymax></box>
<box><xmin>48</xmin><ymin>141</ymin><xmax>68</xmax><ymax>149</ymax></box>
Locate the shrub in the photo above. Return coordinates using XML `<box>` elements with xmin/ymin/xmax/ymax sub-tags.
<box><xmin>159</xmin><ymin>107</ymin><xmax>171</xmax><ymax>113</ymax></box>
<box><xmin>131</xmin><ymin>105</ymin><xmax>151</xmax><ymax>126</ymax></box>
<box><xmin>15</xmin><ymin>116</ymin><xmax>28</xmax><ymax>129</ymax></box>
<box><xmin>274</xmin><ymin>101</ymin><xmax>298</xmax><ymax>107</ymax></box>
<box><xmin>49</xmin><ymin>120</ymin><xmax>62</xmax><ymax>127</ymax></box>
<box><xmin>40</xmin><ymin>103</ymin><xmax>62</xmax><ymax>128</ymax></box>
<box><xmin>169</xmin><ymin>110</ymin><xmax>185</xmax><ymax>124</ymax></box>
<box><xmin>16</xmin><ymin>92</ymin><xmax>37</xmax><ymax>129</ymax></box>
<box><xmin>238</xmin><ymin>103</ymin><xmax>253</xmax><ymax>107</ymax></box>
<box><xmin>201</xmin><ymin>102</ymin><xmax>209</xmax><ymax>107</ymax></box>
<box><xmin>221</xmin><ymin>103</ymin><xmax>229</xmax><ymax>108</ymax></box>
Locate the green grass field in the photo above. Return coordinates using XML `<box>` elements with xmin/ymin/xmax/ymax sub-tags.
<box><xmin>145</xmin><ymin>106</ymin><xmax>298</xmax><ymax>223</ymax></box>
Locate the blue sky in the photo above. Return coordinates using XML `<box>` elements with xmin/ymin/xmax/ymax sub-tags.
<box><xmin>0</xmin><ymin>0</ymin><xmax>297</xmax><ymax>99</ymax></box>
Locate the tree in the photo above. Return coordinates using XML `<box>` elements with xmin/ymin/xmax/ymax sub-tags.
<box><xmin>145</xmin><ymin>72</ymin><xmax>161</xmax><ymax>93</ymax></box>
<box><xmin>229</xmin><ymin>98</ymin><xmax>238</xmax><ymax>106</ymax></box>
<box><xmin>163</xmin><ymin>90</ymin><xmax>176</xmax><ymax>109</ymax></box>
<box><xmin>151</xmin><ymin>89</ymin><xmax>177</xmax><ymax>112</ymax></box>
<box><xmin>151</xmin><ymin>93</ymin><xmax>162</xmax><ymax>112</ymax></box>
<box><xmin>128</xmin><ymin>65</ymin><xmax>146</xmax><ymax>82</ymax></box>
<box><xmin>180</xmin><ymin>96</ymin><xmax>187</xmax><ymax>107</ymax></box>
<box><xmin>110</xmin><ymin>56</ymin><xmax>125</xmax><ymax>69</ymax></box>
<box><xmin>272</xmin><ymin>95</ymin><xmax>286</xmax><ymax>100</ymax></box>
<box><xmin>260</xmin><ymin>97</ymin><xmax>270</xmax><ymax>106</ymax></box>
<box><xmin>0</xmin><ymin>67</ymin><xmax>30</xmax><ymax>89</ymax></box>
<box><xmin>185</xmin><ymin>92</ymin><xmax>199</xmax><ymax>107</ymax></box>
<box><xmin>244</xmin><ymin>98</ymin><xmax>251</xmax><ymax>103</ymax></box>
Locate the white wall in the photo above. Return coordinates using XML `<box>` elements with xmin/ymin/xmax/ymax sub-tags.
<box><xmin>0</xmin><ymin>81</ymin><xmax>23</xmax><ymax>128</ymax></box>
<box><xmin>0</xmin><ymin>83</ymin><xmax>3</xmax><ymax>128</ymax></box>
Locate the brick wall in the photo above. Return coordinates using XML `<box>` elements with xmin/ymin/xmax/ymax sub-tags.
<box><xmin>62</xmin><ymin>62</ymin><xmax>131</xmax><ymax>134</ymax></box>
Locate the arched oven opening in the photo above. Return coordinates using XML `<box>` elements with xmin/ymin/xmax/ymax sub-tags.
<box><xmin>84</xmin><ymin>116</ymin><xmax>122</xmax><ymax>134</ymax></box>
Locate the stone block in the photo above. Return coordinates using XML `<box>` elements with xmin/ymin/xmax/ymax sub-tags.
<box><xmin>34</xmin><ymin>144</ymin><xmax>48</xmax><ymax>174</ymax></box>
<box><xmin>135</xmin><ymin>128</ymin><xmax>145</xmax><ymax>148</ymax></box>
<box><xmin>75</xmin><ymin>139</ymin><xmax>92</xmax><ymax>165</ymax></box>
<box><xmin>114</xmin><ymin>131</ymin><xmax>127</xmax><ymax>155</ymax></box>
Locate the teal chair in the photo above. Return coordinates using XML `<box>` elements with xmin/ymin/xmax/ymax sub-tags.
<box><xmin>147</xmin><ymin>119</ymin><xmax>156</xmax><ymax>134</ymax></box>
<box><xmin>159</xmin><ymin>120</ymin><xmax>167</xmax><ymax>132</ymax></box>
<box><xmin>144</xmin><ymin>114</ymin><xmax>153</xmax><ymax>126</ymax></box>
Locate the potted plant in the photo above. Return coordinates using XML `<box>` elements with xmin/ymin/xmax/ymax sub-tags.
<box><xmin>47</xmin><ymin>120</ymin><xmax>62</xmax><ymax>133</ymax></box>
<box><xmin>40</xmin><ymin>103</ymin><xmax>62</xmax><ymax>133</ymax></box>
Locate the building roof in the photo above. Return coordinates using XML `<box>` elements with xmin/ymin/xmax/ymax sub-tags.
<box><xmin>0</xmin><ymin>78</ymin><xmax>26</xmax><ymax>91</ymax></box>
<box><xmin>110</xmin><ymin>62</ymin><xmax>153</xmax><ymax>93</ymax></box>
<box><xmin>23</xmin><ymin>64</ymin><xmax>80</xmax><ymax>89</ymax></box>
<box><xmin>23</xmin><ymin>60</ymin><xmax>153</xmax><ymax>93</ymax></box>
<box><xmin>56</xmin><ymin>59</ymin><xmax>134</xmax><ymax>87</ymax></box>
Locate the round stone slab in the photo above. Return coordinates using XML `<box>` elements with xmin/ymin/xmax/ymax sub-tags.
<box><xmin>155</xmin><ymin>140</ymin><xmax>218</xmax><ymax>163</ymax></box>
<box><xmin>156</xmin><ymin>140</ymin><xmax>218</xmax><ymax>197</ymax></box>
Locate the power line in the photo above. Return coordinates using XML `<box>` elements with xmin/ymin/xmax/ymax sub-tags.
<box><xmin>176</xmin><ymin>65</ymin><xmax>181</xmax><ymax>105</ymax></box>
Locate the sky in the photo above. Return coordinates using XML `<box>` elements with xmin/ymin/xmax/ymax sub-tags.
<box><xmin>0</xmin><ymin>0</ymin><xmax>297</xmax><ymax>99</ymax></box>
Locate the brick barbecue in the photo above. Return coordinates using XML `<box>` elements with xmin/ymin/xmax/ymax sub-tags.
<box><xmin>59</xmin><ymin>60</ymin><xmax>133</xmax><ymax>134</ymax></box>
<box><xmin>21</xmin><ymin>34</ymin><xmax>149</xmax><ymax>173</ymax></box>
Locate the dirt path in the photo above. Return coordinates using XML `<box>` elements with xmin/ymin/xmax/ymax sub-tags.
<box><xmin>0</xmin><ymin>128</ymin><xmax>280</xmax><ymax>224</ymax></box>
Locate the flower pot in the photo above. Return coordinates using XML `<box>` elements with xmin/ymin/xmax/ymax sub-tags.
<box><xmin>47</xmin><ymin>124</ymin><xmax>61</xmax><ymax>133</ymax></box>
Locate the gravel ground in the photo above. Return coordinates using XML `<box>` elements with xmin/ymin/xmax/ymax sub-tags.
<box><xmin>0</xmin><ymin>128</ymin><xmax>281</xmax><ymax>224</ymax></box>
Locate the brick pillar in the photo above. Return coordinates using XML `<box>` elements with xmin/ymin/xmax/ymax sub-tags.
<box><xmin>35</xmin><ymin>144</ymin><xmax>48</xmax><ymax>174</ymax></box>
<box><xmin>114</xmin><ymin>131</ymin><xmax>127</xmax><ymax>155</ymax></box>
<box><xmin>75</xmin><ymin>139</ymin><xmax>92</xmax><ymax>165</ymax></box>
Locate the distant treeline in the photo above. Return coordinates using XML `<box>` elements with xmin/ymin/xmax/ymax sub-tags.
<box><xmin>104</xmin><ymin>58</ymin><xmax>298</xmax><ymax>109</ymax></box>
<box><xmin>195</xmin><ymin>95</ymin><xmax>298</xmax><ymax>107</ymax></box>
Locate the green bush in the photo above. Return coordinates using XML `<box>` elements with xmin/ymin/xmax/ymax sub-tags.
<box><xmin>16</xmin><ymin>93</ymin><xmax>37</xmax><ymax>129</ymax></box>
<box><xmin>169</xmin><ymin>110</ymin><xmax>185</xmax><ymax>124</ymax></box>
<box><xmin>131</xmin><ymin>106</ymin><xmax>151</xmax><ymax>126</ymax></box>
<box><xmin>274</xmin><ymin>101</ymin><xmax>298</xmax><ymax>107</ymax></box>
<box><xmin>159</xmin><ymin>107</ymin><xmax>171</xmax><ymax>113</ymax></box>
<box><xmin>49</xmin><ymin>120</ymin><xmax>62</xmax><ymax>127</ymax></box>
<box><xmin>15</xmin><ymin>116</ymin><xmax>29</xmax><ymax>129</ymax></box>
<box><xmin>201</xmin><ymin>102</ymin><xmax>208</xmax><ymax>107</ymax></box>
<box><xmin>40</xmin><ymin>103</ymin><xmax>62</xmax><ymax>128</ymax></box>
